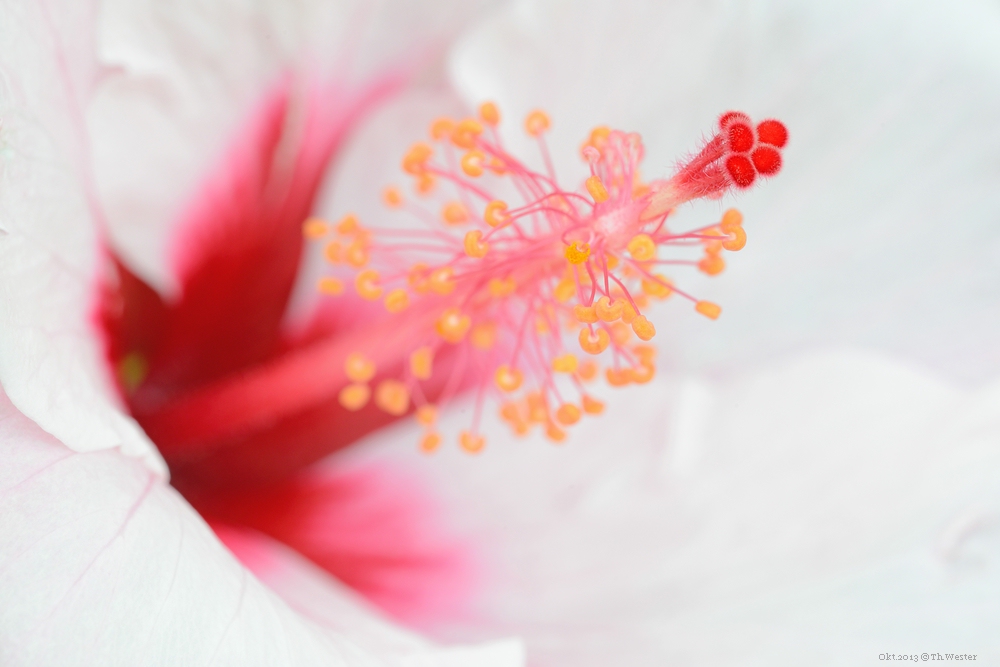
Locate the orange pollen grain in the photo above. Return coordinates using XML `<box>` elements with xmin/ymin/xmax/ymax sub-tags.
<box><xmin>410</xmin><ymin>347</ymin><xmax>434</xmax><ymax>380</ymax></box>
<box><xmin>695</xmin><ymin>301</ymin><xmax>722</xmax><ymax>319</ymax></box>
<box><xmin>460</xmin><ymin>431</ymin><xmax>486</xmax><ymax>453</ymax></box>
<box><xmin>631</xmin><ymin>315</ymin><xmax>656</xmax><ymax>341</ymax></box>
<box><xmin>586</xmin><ymin>175</ymin><xmax>609</xmax><ymax>203</ymax></box>
<box><xmin>436</xmin><ymin>308</ymin><xmax>471</xmax><ymax>343</ymax></box>
<box><xmin>375</xmin><ymin>379</ymin><xmax>410</xmax><ymax>416</ymax></box>
<box><xmin>479</xmin><ymin>101</ymin><xmax>500</xmax><ymax>126</ymax></box>
<box><xmin>338</xmin><ymin>383</ymin><xmax>370</xmax><ymax>411</ymax></box>
<box><xmin>464</xmin><ymin>230</ymin><xmax>489</xmax><ymax>258</ymax></box>
<box><xmin>579</xmin><ymin>327</ymin><xmax>611</xmax><ymax>354</ymax></box>
<box><xmin>344</xmin><ymin>352</ymin><xmax>376</xmax><ymax>383</ymax></box>
<box><xmin>384</xmin><ymin>288</ymin><xmax>409</xmax><ymax>312</ymax></box>
<box><xmin>495</xmin><ymin>365</ymin><xmax>524</xmax><ymax>392</ymax></box>
<box><xmin>595</xmin><ymin>296</ymin><xmax>624</xmax><ymax>322</ymax></box>
<box><xmin>382</xmin><ymin>187</ymin><xmax>403</xmax><ymax>207</ymax></box>
<box><xmin>525</xmin><ymin>109</ymin><xmax>550</xmax><ymax>136</ymax></box>
<box><xmin>442</xmin><ymin>201</ymin><xmax>469</xmax><ymax>225</ymax></box>
<box><xmin>484</xmin><ymin>200</ymin><xmax>509</xmax><ymax>227</ymax></box>
<box><xmin>355</xmin><ymin>269</ymin><xmax>382</xmax><ymax>300</ymax></box>
<box><xmin>302</xmin><ymin>217</ymin><xmax>328</xmax><ymax>239</ymax></box>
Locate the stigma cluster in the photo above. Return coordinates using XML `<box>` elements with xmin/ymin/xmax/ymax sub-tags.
<box><xmin>305</xmin><ymin>103</ymin><xmax>787</xmax><ymax>453</ymax></box>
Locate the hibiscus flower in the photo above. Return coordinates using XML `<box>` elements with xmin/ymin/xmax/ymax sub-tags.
<box><xmin>3</xmin><ymin>1</ymin><xmax>1000</xmax><ymax>666</ymax></box>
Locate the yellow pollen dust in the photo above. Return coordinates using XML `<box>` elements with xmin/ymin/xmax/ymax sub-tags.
<box><xmin>586</xmin><ymin>175</ymin><xmax>609</xmax><ymax>204</ymax></box>
<box><xmin>344</xmin><ymin>352</ymin><xmax>376</xmax><ymax>383</ymax></box>
<box><xmin>338</xmin><ymin>383</ymin><xmax>370</xmax><ymax>411</ymax></box>
<box><xmin>317</xmin><ymin>277</ymin><xmax>344</xmax><ymax>295</ymax></box>
<box><xmin>695</xmin><ymin>301</ymin><xmax>722</xmax><ymax>319</ymax></box>
<box><xmin>410</xmin><ymin>347</ymin><xmax>434</xmax><ymax>380</ymax></box>
<box><xmin>627</xmin><ymin>234</ymin><xmax>656</xmax><ymax>261</ymax></box>
<box><xmin>524</xmin><ymin>109</ymin><xmax>550</xmax><ymax>136</ymax></box>
<box><xmin>464</xmin><ymin>230</ymin><xmax>489</xmax><ymax>258</ymax></box>
<box><xmin>437</xmin><ymin>308</ymin><xmax>471</xmax><ymax>343</ymax></box>
<box><xmin>479</xmin><ymin>101</ymin><xmax>500</xmax><ymax>126</ymax></box>
<box><xmin>460</xmin><ymin>431</ymin><xmax>486</xmax><ymax>453</ymax></box>
<box><xmin>355</xmin><ymin>269</ymin><xmax>382</xmax><ymax>300</ymax></box>
<box><xmin>579</xmin><ymin>327</ymin><xmax>611</xmax><ymax>354</ymax></box>
<box><xmin>564</xmin><ymin>241</ymin><xmax>591</xmax><ymax>265</ymax></box>
<box><xmin>495</xmin><ymin>365</ymin><xmax>524</xmax><ymax>392</ymax></box>
<box><xmin>442</xmin><ymin>201</ymin><xmax>469</xmax><ymax>225</ymax></box>
<box><xmin>552</xmin><ymin>353</ymin><xmax>579</xmax><ymax>373</ymax></box>
<box><xmin>375</xmin><ymin>379</ymin><xmax>410</xmax><ymax>416</ymax></box>
<box><xmin>302</xmin><ymin>217</ymin><xmax>328</xmax><ymax>239</ymax></box>
<box><xmin>484</xmin><ymin>200</ymin><xmax>509</xmax><ymax>227</ymax></box>
<box><xmin>471</xmin><ymin>322</ymin><xmax>497</xmax><ymax>350</ymax></box>
<box><xmin>384</xmin><ymin>288</ymin><xmax>409</xmax><ymax>312</ymax></box>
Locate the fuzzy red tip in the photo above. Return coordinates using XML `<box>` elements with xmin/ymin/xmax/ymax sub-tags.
<box><xmin>725</xmin><ymin>154</ymin><xmax>756</xmax><ymax>188</ymax></box>
<box><xmin>727</xmin><ymin>123</ymin><xmax>755</xmax><ymax>153</ymax></box>
<box><xmin>756</xmin><ymin>119</ymin><xmax>788</xmax><ymax>148</ymax></box>
<box><xmin>751</xmin><ymin>146</ymin><xmax>782</xmax><ymax>175</ymax></box>
<box><xmin>718</xmin><ymin>111</ymin><xmax>751</xmax><ymax>130</ymax></box>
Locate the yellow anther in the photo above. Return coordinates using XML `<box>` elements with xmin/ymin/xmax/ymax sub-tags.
<box><xmin>460</xmin><ymin>431</ymin><xmax>486</xmax><ymax>453</ymax></box>
<box><xmin>564</xmin><ymin>241</ymin><xmax>591</xmax><ymax>265</ymax></box>
<box><xmin>463</xmin><ymin>230</ymin><xmax>489</xmax><ymax>258</ymax></box>
<box><xmin>698</xmin><ymin>254</ymin><xmax>726</xmax><ymax>276</ymax></box>
<box><xmin>582</xmin><ymin>395</ymin><xmax>605</xmax><ymax>415</ymax></box>
<box><xmin>402</xmin><ymin>142</ymin><xmax>433</xmax><ymax>175</ymax></box>
<box><xmin>479</xmin><ymin>101</ymin><xmax>500</xmax><ymax>126</ymax></box>
<box><xmin>641</xmin><ymin>274</ymin><xmax>672</xmax><ymax>298</ymax></box>
<box><xmin>605</xmin><ymin>367</ymin><xmax>632</xmax><ymax>387</ymax></box>
<box><xmin>631</xmin><ymin>315</ymin><xmax>656</xmax><ymax>341</ymax></box>
<box><xmin>436</xmin><ymin>307</ymin><xmax>471</xmax><ymax>343</ymax></box>
<box><xmin>430</xmin><ymin>117</ymin><xmax>455</xmax><ymax>140</ymax></box>
<box><xmin>471</xmin><ymin>322</ymin><xmax>497</xmax><ymax>350</ymax></box>
<box><xmin>627</xmin><ymin>234</ymin><xmax>656</xmax><ymax>261</ymax></box>
<box><xmin>574</xmin><ymin>304</ymin><xmax>599</xmax><ymax>324</ymax></box>
<box><xmin>461</xmin><ymin>150</ymin><xmax>485</xmax><ymax>177</ymax></box>
<box><xmin>406</xmin><ymin>264</ymin><xmax>429</xmax><ymax>293</ymax></box>
<box><xmin>317</xmin><ymin>277</ymin><xmax>344</xmax><ymax>295</ymax></box>
<box><xmin>577</xmin><ymin>361</ymin><xmax>598</xmax><ymax>381</ymax></box>
<box><xmin>484</xmin><ymin>200</ymin><xmax>509</xmax><ymax>227</ymax></box>
<box><xmin>722</xmin><ymin>226</ymin><xmax>747</xmax><ymax>251</ymax></box>
<box><xmin>554</xmin><ymin>278</ymin><xmax>575</xmax><ymax>303</ymax></box>
<box><xmin>415</xmin><ymin>172</ymin><xmax>436</xmax><ymax>195</ymax></box>
<box><xmin>545</xmin><ymin>423</ymin><xmax>567</xmax><ymax>443</ymax></box>
<box><xmin>555</xmin><ymin>403</ymin><xmax>582</xmax><ymax>426</ymax></box>
<box><xmin>630</xmin><ymin>362</ymin><xmax>655</xmax><ymax>384</ymax></box>
<box><xmin>535</xmin><ymin>316</ymin><xmax>550</xmax><ymax>334</ymax></box>
<box><xmin>382</xmin><ymin>186</ymin><xmax>403</xmax><ymax>207</ymax></box>
<box><xmin>442</xmin><ymin>201</ymin><xmax>469</xmax><ymax>225</ymax></box>
<box><xmin>525</xmin><ymin>110</ymin><xmax>551</xmax><ymax>136</ymax></box>
<box><xmin>495</xmin><ymin>365</ymin><xmax>524</xmax><ymax>392</ymax></box>
<box><xmin>451</xmin><ymin>119</ymin><xmax>483</xmax><ymax>149</ymax></box>
<box><xmin>610</xmin><ymin>321</ymin><xmax>632</xmax><ymax>346</ymax></box>
<box><xmin>415</xmin><ymin>404</ymin><xmax>438</xmax><ymax>426</ymax></box>
<box><xmin>384</xmin><ymin>288</ymin><xmax>409</xmax><ymax>313</ymax></box>
<box><xmin>336</xmin><ymin>214</ymin><xmax>359</xmax><ymax>235</ymax></box>
<box><xmin>338</xmin><ymin>383</ymin><xmax>370</xmax><ymax>411</ymax></box>
<box><xmin>633</xmin><ymin>345</ymin><xmax>656</xmax><ymax>363</ymax></box>
<box><xmin>324</xmin><ymin>241</ymin><xmax>343</xmax><ymax>264</ymax></box>
<box><xmin>429</xmin><ymin>267</ymin><xmax>455</xmax><ymax>295</ymax></box>
<box><xmin>552</xmin><ymin>353</ymin><xmax>579</xmax><ymax>374</ymax></box>
<box><xmin>344</xmin><ymin>352</ymin><xmax>376</xmax><ymax>383</ymax></box>
<box><xmin>587</xmin><ymin>126</ymin><xmax>611</xmax><ymax>150</ymax></box>
<box><xmin>410</xmin><ymin>347</ymin><xmax>433</xmax><ymax>380</ymax></box>
<box><xmin>355</xmin><ymin>269</ymin><xmax>382</xmax><ymax>300</ymax></box>
<box><xmin>488</xmin><ymin>277</ymin><xmax>516</xmax><ymax>298</ymax></box>
<box><xmin>695</xmin><ymin>301</ymin><xmax>722</xmax><ymax>320</ymax></box>
<box><xmin>720</xmin><ymin>208</ymin><xmax>744</xmax><ymax>232</ymax></box>
<box><xmin>526</xmin><ymin>392</ymin><xmax>549</xmax><ymax>423</ymax></box>
<box><xmin>302</xmin><ymin>217</ymin><xmax>329</xmax><ymax>239</ymax></box>
<box><xmin>420</xmin><ymin>432</ymin><xmax>442</xmax><ymax>453</ymax></box>
<box><xmin>595</xmin><ymin>295</ymin><xmax>624</xmax><ymax>322</ymax></box>
<box><xmin>621</xmin><ymin>301</ymin><xmax>638</xmax><ymax>324</ymax></box>
<box><xmin>579</xmin><ymin>327</ymin><xmax>611</xmax><ymax>354</ymax></box>
<box><xmin>500</xmin><ymin>402</ymin><xmax>529</xmax><ymax>436</ymax></box>
<box><xmin>586</xmin><ymin>175</ymin><xmax>609</xmax><ymax>204</ymax></box>
<box><xmin>345</xmin><ymin>241</ymin><xmax>368</xmax><ymax>268</ymax></box>
<box><xmin>606</xmin><ymin>255</ymin><xmax>620</xmax><ymax>270</ymax></box>
<box><xmin>375</xmin><ymin>379</ymin><xmax>410</xmax><ymax>416</ymax></box>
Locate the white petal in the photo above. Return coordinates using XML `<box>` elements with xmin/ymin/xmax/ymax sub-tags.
<box><xmin>90</xmin><ymin>0</ymin><xmax>506</xmax><ymax>294</ymax></box>
<box><xmin>0</xmin><ymin>1</ymin><xmax>163</xmax><ymax>473</ymax></box>
<box><xmin>0</xmin><ymin>388</ymin><xmax>524</xmax><ymax>667</ymax></box>
<box><xmin>350</xmin><ymin>350</ymin><xmax>1000</xmax><ymax>663</ymax></box>
<box><xmin>449</xmin><ymin>0</ymin><xmax>1000</xmax><ymax>384</ymax></box>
